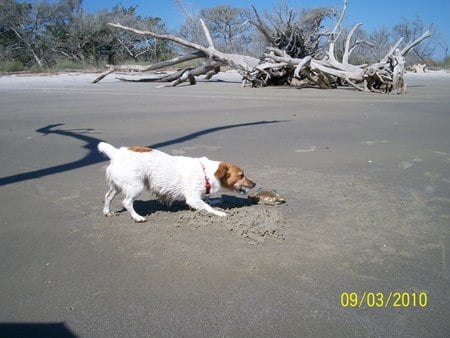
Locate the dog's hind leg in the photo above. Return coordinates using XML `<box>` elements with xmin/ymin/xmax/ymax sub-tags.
<box><xmin>122</xmin><ymin>184</ymin><xmax>146</xmax><ymax>222</ymax></box>
<box><xmin>103</xmin><ymin>183</ymin><xmax>120</xmax><ymax>216</ymax></box>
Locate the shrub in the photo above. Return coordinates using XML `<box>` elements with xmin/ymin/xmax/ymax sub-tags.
<box><xmin>0</xmin><ymin>60</ymin><xmax>26</xmax><ymax>73</ymax></box>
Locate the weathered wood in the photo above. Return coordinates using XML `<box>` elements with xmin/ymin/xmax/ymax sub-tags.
<box><xmin>108</xmin><ymin>22</ymin><xmax>259</xmax><ymax>72</ymax></box>
<box><xmin>100</xmin><ymin>1</ymin><xmax>431</xmax><ymax>94</ymax></box>
<box><xmin>92</xmin><ymin>52</ymin><xmax>203</xmax><ymax>83</ymax></box>
<box><xmin>116</xmin><ymin>62</ymin><xmax>221</xmax><ymax>87</ymax></box>
<box><xmin>343</xmin><ymin>23</ymin><xmax>374</xmax><ymax>65</ymax></box>
<box><xmin>98</xmin><ymin>21</ymin><xmax>259</xmax><ymax>86</ymax></box>
<box><xmin>412</xmin><ymin>63</ymin><xmax>426</xmax><ymax>73</ymax></box>
<box><xmin>391</xmin><ymin>49</ymin><xmax>406</xmax><ymax>94</ymax></box>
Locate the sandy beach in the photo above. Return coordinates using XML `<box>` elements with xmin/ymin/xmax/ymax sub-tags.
<box><xmin>0</xmin><ymin>70</ymin><xmax>449</xmax><ymax>337</ymax></box>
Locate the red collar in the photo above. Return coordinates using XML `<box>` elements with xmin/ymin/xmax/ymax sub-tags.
<box><xmin>200</xmin><ymin>161</ymin><xmax>211</xmax><ymax>195</ymax></box>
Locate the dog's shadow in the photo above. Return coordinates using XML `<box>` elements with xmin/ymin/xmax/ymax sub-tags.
<box><xmin>209</xmin><ymin>194</ymin><xmax>253</xmax><ymax>209</ymax></box>
<box><xmin>121</xmin><ymin>194</ymin><xmax>252</xmax><ymax>216</ymax></box>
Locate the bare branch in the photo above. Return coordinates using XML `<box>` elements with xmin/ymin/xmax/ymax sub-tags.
<box><xmin>93</xmin><ymin>52</ymin><xmax>203</xmax><ymax>83</ymax></box>
<box><xmin>382</xmin><ymin>38</ymin><xmax>403</xmax><ymax>63</ymax></box>
<box><xmin>330</xmin><ymin>0</ymin><xmax>347</xmax><ymax>37</ymax></box>
<box><xmin>250</xmin><ymin>5</ymin><xmax>276</xmax><ymax>45</ymax></box>
<box><xmin>109</xmin><ymin>22</ymin><xmax>211</xmax><ymax>55</ymax></box>
<box><xmin>343</xmin><ymin>23</ymin><xmax>362</xmax><ymax>64</ymax></box>
<box><xmin>327</xmin><ymin>1</ymin><xmax>347</xmax><ymax>63</ymax></box>
<box><xmin>200</xmin><ymin>18</ymin><xmax>215</xmax><ymax>49</ymax></box>
<box><xmin>400</xmin><ymin>29</ymin><xmax>432</xmax><ymax>56</ymax></box>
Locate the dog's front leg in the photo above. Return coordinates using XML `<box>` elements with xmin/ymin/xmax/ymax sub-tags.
<box><xmin>185</xmin><ymin>196</ymin><xmax>227</xmax><ymax>217</ymax></box>
<box><xmin>122</xmin><ymin>196</ymin><xmax>147</xmax><ymax>222</ymax></box>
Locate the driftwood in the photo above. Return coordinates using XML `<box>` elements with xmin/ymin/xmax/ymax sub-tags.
<box><xmin>116</xmin><ymin>61</ymin><xmax>221</xmax><ymax>87</ymax></box>
<box><xmin>92</xmin><ymin>52</ymin><xmax>204</xmax><ymax>83</ymax></box>
<box><xmin>93</xmin><ymin>1</ymin><xmax>431</xmax><ymax>94</ymax></box>
<box><xmin>93</xmin><ymin>20</ymin><xmax>259</xmax><ymax>86</ymax></box>
<box><xmin>246</xmin><ymin>0</ymin><xmax>430</xmax><ymax>93</ymax></box>
<box><xmin>411</xmin><ymin>63</ymin><xmax>426</xmax><ymax>73</ymax></box>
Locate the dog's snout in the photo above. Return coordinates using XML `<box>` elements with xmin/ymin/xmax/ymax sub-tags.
<box><xmin>246</xmin><ymin>178</ymin><xmax>256</xmax><ymax>189</ymax></box>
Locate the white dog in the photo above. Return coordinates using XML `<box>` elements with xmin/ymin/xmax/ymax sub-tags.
<box><xmin>98</xmin><ymin>142</ymin><xmax>256</xmax><ymax>222</ymax></box>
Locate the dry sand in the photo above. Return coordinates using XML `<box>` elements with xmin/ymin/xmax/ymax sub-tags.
<box><xmin>0</xmin><ymin>70</ymin><xmax>449</xmax><ymax>337</ymax></box>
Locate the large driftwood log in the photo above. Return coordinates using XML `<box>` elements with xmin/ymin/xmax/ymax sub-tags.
<box><xmin>95</xmin><ymin>1</ymin><xmax>431</xmax><ymax>94</ymax></box>
<box><xmin>92</xmin><ymin>52</ymin><xmax>204</xmax><ymax>83</ymax></box>
<box><xmin>92</xmin><ymin>21</ymin><xmax>259</xmax><ymax>86</ymax></box>
<box><xmin>116</xmin><ymin>61</ymin><xmax>221</xmax><ymax>87</ymax></box>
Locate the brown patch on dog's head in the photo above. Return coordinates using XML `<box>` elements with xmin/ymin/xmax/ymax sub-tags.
<box><xmin>128</xmin><ymin>146</ymin><xmax>153</xmax><ymax>153</ymax></box>
<box><xmin>214</xmin><ymin>162</ymin><xmax>256</xmax><ymax>194</ymax></box>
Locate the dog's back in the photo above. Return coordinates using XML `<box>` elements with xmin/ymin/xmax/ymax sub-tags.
<box><xmin>99</xmin><ymin>142</ymin><xmax>201</xmax><ymax>201</ymax></box>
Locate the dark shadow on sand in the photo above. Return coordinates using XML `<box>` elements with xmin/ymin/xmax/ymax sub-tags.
<box><xmin>0</xmin><ymin>322</ymin><xmax>77</xmax><ymax>338</ymax></box>
<box><xmin>123</xmin><ymin>194</ymin><xmax>253</xmax><ymax>217</ymax></box>
<box><xmin>0</xmin><ymin>120</ymin><xmax>287</xmax><ymax>187</ymax></box>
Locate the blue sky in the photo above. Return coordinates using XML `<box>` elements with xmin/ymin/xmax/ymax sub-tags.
<box><xmin>83</xmin><ymin>0</ymin><xmax>449</xmax><ymax>59</ymax></box>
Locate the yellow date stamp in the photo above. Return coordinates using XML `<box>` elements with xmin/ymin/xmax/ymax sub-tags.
<box><xmin>340</xmin><ymin>292</ymin><xmax>428</xmax><ymax>308</ymax></box>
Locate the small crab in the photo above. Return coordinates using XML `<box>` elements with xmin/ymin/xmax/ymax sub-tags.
<box><xmin>248</xmin><ymin>188</ymin><xmax>286</xmax><ymax>205</ymax></box>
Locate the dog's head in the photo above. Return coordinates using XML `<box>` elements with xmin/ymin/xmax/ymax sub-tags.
<box><xmin>214</xmin><ymin>162</ymin><xmax>256</xmax><ymax>194</ymax></box>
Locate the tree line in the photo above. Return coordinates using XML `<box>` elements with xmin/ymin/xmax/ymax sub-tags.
<box><xmin>0</xmin><ymin>0</ymin><xmax>447</xmax><ymax>72</ymax></box>
<box><xmin>0</xmin><ymin>0</ymin><xmax>171</xmax><ymax>71</ymax></box>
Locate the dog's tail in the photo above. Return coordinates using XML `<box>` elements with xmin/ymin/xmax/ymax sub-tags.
<box><xmin>98</xmin><ymin>142</ymin><xmax>118</xmax><ymax>159</ymax></box>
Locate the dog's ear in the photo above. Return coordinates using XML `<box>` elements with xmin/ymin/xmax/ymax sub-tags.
<box><xmin>214</xmin><ymin>162</ymin><xmax>228</xmax><ymax>179</ymax></box>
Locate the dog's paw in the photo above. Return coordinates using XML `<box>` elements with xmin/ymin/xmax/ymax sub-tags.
<box><xmin>133</xmin><ymin>215</ymin><xmax>147</xmax><ymax>223</ymax></box>
<box><xmin>214</xmin><ymin>210</ymin><xmax>228</xmax><ymax>217</ymax></box>
<box><xmin>103</xmin><ymin>210</ymin><xmax>116</xmax><ymax>217</ymax></box>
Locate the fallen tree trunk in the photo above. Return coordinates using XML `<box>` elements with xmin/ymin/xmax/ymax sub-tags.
<box><xmin>93</xmin><ymin>21</ymin><xmax>259</xmax><ymax>86</ymax></box>
<box><xmin>116</xmin><ymin>61</ymin><xmax>221</xmax><ymax>87</ymax></box>
<box><xmin>92</xmin><ymin>52</ymin><xmax>204</xmax><ymax>83</ymax></box>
